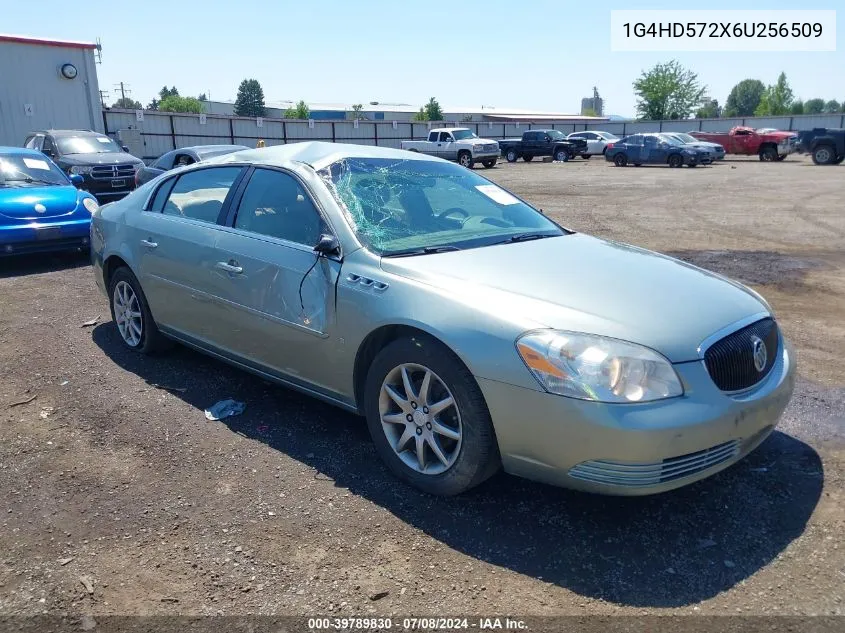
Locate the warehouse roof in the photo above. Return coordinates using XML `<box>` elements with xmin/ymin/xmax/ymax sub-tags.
<box><xmin>0</xmin><ymin>34</ymin><xmax>99</xmax><ymax>50</ymax></box>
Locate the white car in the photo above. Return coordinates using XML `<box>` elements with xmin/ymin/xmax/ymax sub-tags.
<box><xmin>566</xmin><ymin>131</ymin><xmax>620</xmax><ymax>158</ymax></box>
<box><xmin>401</xmin><ymin>128</ymin><xmax>500</xmax><ymax>169</ymax></box>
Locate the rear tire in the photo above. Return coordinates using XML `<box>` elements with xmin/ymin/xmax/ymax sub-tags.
<box><xmin>613</xmin><ymin>153</ymin><xmax>628</xmax><ymax>167</ymax></box>
<box><xmin>108</xmin><ymin>267</ymin><xmax>167</xmax><ymax>354</ymax></box>
<box><xmin>505</xmin><ymin>149</ymin><xmax>518</xmax><ymax>163</ymax></box>
<box><xmin>364</xmin><ymin>336</ymin><xmax>500</xmax><ymax>496</ymax></box>
<box><xmin>812</xmin><ymin>144</ymin><xmax>836</xmax><ymax>165</ymax></box>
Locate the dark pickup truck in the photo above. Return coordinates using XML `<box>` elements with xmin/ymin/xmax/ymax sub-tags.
<box><xmin>498</xmin><ymin>130</ymin><xmax>588</xmax><ymax>163</ymax></box>
<box><xmin>796</xmin><ymin>128</ymin><xmax>845</xmax><ymax>165</ymax></box>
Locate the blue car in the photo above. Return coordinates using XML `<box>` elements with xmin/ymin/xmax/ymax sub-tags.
<box><xmin>0</xmin><ymin>147</ymin><xmax>99</xmax><ymax>255</ymax></box>
<box><xmin>605</xmin><ymin>133</ymin><xmax>712</xmax><ymax>168</ymax></box>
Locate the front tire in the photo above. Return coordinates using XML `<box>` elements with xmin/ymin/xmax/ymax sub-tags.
<box><xmin>553</xmin><ymin>149</ymin><xmax>568</xmax><ymax>162</ymax></box>
<box><xmin>522</xmin><ymin>155</ymin><xmax>533</xmax><ymax>162</ymax></box>
<box><xmin>581</xmin><ymin>154</ymin><xmax>590</xmax><ymax>159</ymax></box>
<box><xmin>505</xmin><ymin>149</ymin><xmax>518</xmax><ymax>163</ymax></box>
<box><xmin>613</xmin><ymin>153</ymin><xmax>628</xmax><ymax>167</ymax></box>
<box><xmin>481</xmin><ymin>159</ymin><xmax>496</xmax><ymax>169</ymax></box>
<box><xmin>364</xmin><ymin>336</ymin><xmax>499</xmax><ymax>496</ymax></box>
<box><xmin>759</xmin><ymin>145</ymin><xmax>778</xmax><ymax>161</ymax></box>
<box><xmin>108</xmin><ymin>267</ymin><xmax>166</xmax><ymax>354</ymax></box>
<box><xmin>457</xmin><ymin>151</ymin><xmax>474</xmax><ymax>168</ymax></box>
<box><xmin>668</xmin><ymin>153</ymin><xmax>683</xmax><ymax>168</ymax></box>
<box><xmin>812</xmin><ymin>144</ymin><xmax>836</xmax><ymax>165</ymax></box>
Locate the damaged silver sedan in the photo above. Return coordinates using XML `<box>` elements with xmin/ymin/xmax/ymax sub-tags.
<box><xmin>90</xmin><ymin>142</ymin><xmax>795</xmax><ymax>496</ymax></box>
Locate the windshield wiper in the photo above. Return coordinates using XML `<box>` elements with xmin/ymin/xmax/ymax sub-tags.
<box><xmin>6</xmin><ymin>176</ymin><xmax>57</xmax><ymax>186</ymax></box>
<box><xmin>383</xmin><ymin>245</ymin><xmax>462</xmax><ymax>258</ymax></box>
<box><xmin>493</xmin><ymin>233</ymin><xmax>558</xmax><ymax>245</ymax></box>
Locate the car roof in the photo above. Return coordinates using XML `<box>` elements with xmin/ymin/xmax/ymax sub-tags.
<box><xmin>211</xmin><ymin>141</ymin><xmax>442</xmax><ymax>171</ymax></box>
<box><xmin>429</xmin><ymin>127</ymin><xmax>470</xmax><ymax>133</ymax></box>
<box><xmin>31</xmin><ymin>129</ymin><xmax>106</xmax><ymax>138</ymax></box>
<box><xmin>0</xmin><ymin>146</ymin><xmax>49</xmax><ymax>157</ymax></box>
<box><xmin>174</xmin><ymin>144</ymin><xmax>249</xmax><ymax>153</ymax></box>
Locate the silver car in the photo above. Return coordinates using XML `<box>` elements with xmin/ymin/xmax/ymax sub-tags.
<box><xmin>90</xmin><ymin>142</ymin><xmax>796</xmax><ymax>496</ymax></box>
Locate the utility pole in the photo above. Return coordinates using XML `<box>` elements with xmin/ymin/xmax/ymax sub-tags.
<box><xmin>99</xmin><ymin>90</ymin><xmax>109</xmax><ymax>107</ymax></box>
<box><xmin>114</xmin><ymin>82</ymin><xmax>131</xmax><ymax>103</ymax></box>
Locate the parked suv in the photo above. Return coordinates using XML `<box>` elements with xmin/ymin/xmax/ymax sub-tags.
<box><xmin>24</xmin><ymin>130</ymin><xmax>144</xmax><ymax>201</ymax></box>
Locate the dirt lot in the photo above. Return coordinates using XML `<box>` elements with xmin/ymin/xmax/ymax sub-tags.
<box><xmin>1</xmin><ymin>155</ymin><xmax>843</xmax><ymax>621</ymax></box>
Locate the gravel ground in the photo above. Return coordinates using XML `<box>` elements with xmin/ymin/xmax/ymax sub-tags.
<box><xmin>0</xmin><ymin>155</ymin><xmax>843</xmax><ymax>620</ymax></box>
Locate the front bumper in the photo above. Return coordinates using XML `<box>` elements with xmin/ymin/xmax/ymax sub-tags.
<box><xmin>471</xmin><ymin>151</ymin><xmax>501</xmax><ymax>162</ymax></box>
<box><xmin>0</xmin><ymin>217</ymin><xmax>91</xmax><ymax>255</ymax></box>
<box><xmin>478</xmin><ymin>337</ymin><xmax>795</xmax><ymax>495</ymax></box>
<box><xmin>77</xmin><ymin>174</ymin><xmax>136</xmax><ymax>199</ymax></box>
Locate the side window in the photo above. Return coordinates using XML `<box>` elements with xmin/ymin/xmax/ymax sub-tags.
<box><xmin>174</xmin><ymin>153</ymin><xmax>195</xmax><ymax>167</ymax></box>
<box><xmin>438</xmin><ymin>132</ymin><xmax>452</xmax><ymax>142</ymax></box>
<box><xmin>24</xmin><ymin>135</ymin><xmax>43</xmax><ymax>149</ymax></box>
<box><xmin>428</xmin><ymin>132</ymin><xmax>438</xmax><ymax>142</ymax></box>
<box><xmin>233</xmin><ymin>168</ymin><xmax>326</xmax><ymax>246</ymax></box>
<box><xmin>583</xmin><ymin>132</ymin><xmax>597</xmax><ymax>140</ymax></box>
<box><xmin>162</xmin><ymin>167</ymin><xmax>242</xmax><ymax>223</ymax></box>
<box><xmin>42</xmin><ymin>136</ymin><xmax>57</xmax><ymax>155</ymax></box>
<box><xmin>148</xmin><ymin>177</ymin><xmax>177</xmax><ymax>212</ymax></box>
<box><xmin>734</xmin><ymin>130</ymin><xmax>750</xmax><ymax>136</ymax></box>
<box><xmin>628</xmin><ymin>135</ymin><xmax>644</xmax><ymax>146</ymax></box>
<box><xmin>644</xmin><ymin>136</ymin><xmax>658</xmax><ymax>146</ymax></box>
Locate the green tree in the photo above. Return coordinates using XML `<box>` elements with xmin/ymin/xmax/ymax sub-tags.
<box><xmin>198</xmin><ymin>93</ymin><xmax>208</xmax><ymax>101</ymax></box>
<box><xmin>350</xmin><ymin>104</ymin><xmax>365</xmax><ymax>120</ymax></box>
<box><xmin>234</xmin><ymin>79</ymin><xmax>267</xmax><ymax>117</ymax></box>
<box><xmin>633</xmin><ymin>60</ymin><xmax>705</xmax><ymax>120</ymax></box>
<box><xmin>146</xmin><ymin>98</ymin><xmax>160</xmax><ymax>111</ymax></box>
<box><xmin>823</xmin><ymin>99</ymin><xmax>841</xmax><ymax>114</ymax></box>
<box><xmin>159</xmin><ymin>95</ymin><xmax>204</xmax><ymax>114</ymax></box>
<box><xmin>284</xmin><ymin>100</ymin><xmax>310</xmax><ymax>119</ymax></box>
<box><xmin>413</xmin><ymin>107</ymin><xmax>429</xmax><ymax>122</ymax></box>
<box><xmin>581</xmin><ymin>107</ymin><xmax>599</xmax><ymax>117</ymax></box>
<box><xmin>695</xmin><ymin>99</ymin><xmax>722</xmax><ymax>118</ymax></box>
<box><xmin>159</xmin><ymin>86</ymin><xmax>179</xmax><ymax>100</ymax></box>
<box><xmin>423</xmin><ymin>97</ymin><xmax>444</xmax><ymax>121</ymax></box>
<box><xmin>112</xmin><ymin>97</ymin><xmax>142</xmax><ymax>109</ymax></box>
<box><xmin>724</xmin><ymin>79</ymin><xmax>765</xmax><ymax>117</ymax></box>
<box><xmin>803</xmin><ymin>98</ymin><xmax>825</xmax><ymax>114</ymax></box>
<box><xmin>754</xmin><ymin>73</ymin><xmax>794</xmax><ymax>116</ymax></box>
<box><xmin>789</xmin><ymin>100</ymin><xmax>805</xmax><ymax>115</ymax></box>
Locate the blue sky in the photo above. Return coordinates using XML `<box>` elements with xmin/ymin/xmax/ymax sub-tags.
<box><xmin>4</xmin><ymin>0</ymin><xmax>842</xmax><ymax>116</ymax></box>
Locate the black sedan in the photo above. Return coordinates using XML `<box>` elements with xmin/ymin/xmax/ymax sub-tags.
<box><xmin>605</xmin><ymin>133</ymin><xmax>712</xmax><ymax>168</ymax></box>
<box><xmin>135</xmin><ymin>144</ymin><xmax>249</xmax><ymax>186</ymax></box>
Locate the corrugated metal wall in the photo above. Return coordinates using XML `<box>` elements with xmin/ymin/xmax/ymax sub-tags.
<box><xmin>104</xmin><ymin>109</ymin><xmax>845</xmax><ymax>162</ymax></box>
<box><xmin>0</xmin><ymin>41</ymin><xmax>103</xmax><ymax>146</ymax></box>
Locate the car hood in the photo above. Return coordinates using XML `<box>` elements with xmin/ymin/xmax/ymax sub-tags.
<box><xmin>59</xmin><ymin>152</ymin><xmax>140</xmax><ymax>166</ymax></box>
<box><xmin>0</xmin><ymin>185</ymin><xmax>81</xmax><ymax>219</ymax></box>
<box><xmin>465</xmin><ymin>138</ymin><xmax>498</xmax><ymax>145</ymax></box>
<box><xmin>379</xmin><ymin>233</ymin><xmax>768</xmax><ymax>362</ymax></box>
<box><xmin>685</xmin><ymin>141</ymin><xmax>722</xmax><ymax>150</ymax></box>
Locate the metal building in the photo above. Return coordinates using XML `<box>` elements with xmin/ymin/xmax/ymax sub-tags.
<box><xmin>0</xmin><ymin>34</ymin><xmax>103</xmax><ymax>146</ymax></box>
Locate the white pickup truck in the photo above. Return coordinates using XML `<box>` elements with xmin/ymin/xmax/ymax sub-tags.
<box><xmin>401</xmin><ymin>128</ymin><xmax>500</xmax><ymax>168</ymax></box>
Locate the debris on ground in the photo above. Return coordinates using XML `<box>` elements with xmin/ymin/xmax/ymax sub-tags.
<box><xmin>39</xmin><ymin>407</ymin><xmax>54</xmax><ymax>419</ymax></box>
<box><xmin>8</xmin><ymin>394</ymin><xmax>36</xmax><ymax>407</ymax></box>
<box><xmin>79</xmin><ymin>575</ymin><xmax>94</xmax><ymax>594</ymax></box>
<box><xmin>369</xmin><ymin>589</ymin><xmax>390</xmax><ymax>601</ymax></box>
<box><xmin>151</xmin><ymin>383</ymin><xmax>187</xmax><ymax>393</ymax></box>
<box><xmin>80</xmin><ymin>316</ymin><xmax>100</xmax><ymax>328</ymax></box>
<box><xmin>204</xmin><ymin>399</ymin><xmax>246</xmax><ymax>421</ymax></box>
<box><xmin>58</xmin><ymin>557</ymin><xmax>74</xmax><ymax>566</ymax></box>
<box><xmin>160</xmin><ymin>597</ymin><xmax>179</xmax><ymax>603</ymax></box>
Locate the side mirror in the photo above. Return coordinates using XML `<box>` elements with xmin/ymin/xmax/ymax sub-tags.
<box><xmin>42</xmin><ymin>149</ymin><xmax>55</xmax><ymax>158</ymax></box>
<box><xmin>122</xmin><ymin>145</ymin><xmax>130</xmax><ymax>152</ymax></box>
<box><xmin>70</xmin><ymin>174</ymin><xmax>84</xmax><ymax>188</ymax></box>
<box><xmin>313</xmin><ymin>234</ymin><xmax>340</xmax><ymax>257</ymax></box>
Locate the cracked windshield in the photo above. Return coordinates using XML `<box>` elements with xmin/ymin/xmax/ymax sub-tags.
<box><xmin>320</xmin><ymin>158</ymin><xmax>564</xmax><ymax>255</ymax></box>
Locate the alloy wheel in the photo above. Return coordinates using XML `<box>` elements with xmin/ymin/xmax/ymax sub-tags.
<box><xmin>113</xmin><ymin>280</ymin><xmax>143</xmax><ymax>347</ymax></box>
<box><xmin>379</xmin><ymin>363</ymin><xmax>463</xmax><ymax>475</ymax></box>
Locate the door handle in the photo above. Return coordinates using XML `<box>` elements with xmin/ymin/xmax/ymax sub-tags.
<box><xmin>216</xmin><ymin>261</ymin><xmax>243</xmax><ymax>274</ymax></box>
<box><xmin>140</xmin><ymin>239</ymin><xmax>158</xmax><ymax>249</ymax></box>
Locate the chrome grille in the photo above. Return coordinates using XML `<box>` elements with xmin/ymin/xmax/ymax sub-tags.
<box><xmin>91</xmin><ymin>164</ymin><xmax>135</xmax><ymax>180</ymax></box>
<box><xmin>569</xmin><ymin>440</ymin><xmax>741</xmax><ymax>487</ymax></box>
<box><xmin>704</xmin><ymin>318</ymin><xmax>779</xmax><ymax>392</ymax></box>
<box><xmin>482</xmin><ymin>143</ymin><xmax>498</xmax><ymax>152</ymax></box>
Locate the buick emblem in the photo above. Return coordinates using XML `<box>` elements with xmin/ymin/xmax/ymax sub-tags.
<box><xmin>34</xmin><ymin>203</ymin><xmax>46</xmax><ymax>214</ymax></box>
<box><xmin>750</xmin><ymin>335</ymin><xmax>767</xmax><ymax>373</ymax></box>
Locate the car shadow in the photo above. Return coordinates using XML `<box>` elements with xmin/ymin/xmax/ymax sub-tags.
<box><xmin>0</xmin><ymin>249</ymin><xmax>90</xmax><ymax>279</ymax></box>
<box><xmin>91</xmin><ymin>323</ymin><xmax>823</xmax><ymax>608</ymax></box>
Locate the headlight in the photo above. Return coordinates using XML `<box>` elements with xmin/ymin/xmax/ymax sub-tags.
<box><xmin>683</xmin><ymin>149</ymin><xmax>695</xmax><ymax>155</ymax></box>
<box><xmin>82</xmin><ymin>197</ymin><xmax>99</xmax><ymax>214</ymax></box>
<box><xmin>516</xmin><ymin>330</ymin><xmax>683</xmax><ymax>403</ymax></box>
<box><xmin>69</xmin><ymin>165</ymin><xmax>93</xmax><ymax>175</ymax></box>
<box><xmin>472</xmin><ymin>144</ymin><xmax>483</xmax><ymax>152</ymax></box>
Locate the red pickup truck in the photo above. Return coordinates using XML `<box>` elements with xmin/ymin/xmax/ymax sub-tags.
<box><xmin>690</xmin><ymin>126</ymin><xmax>799</xmax><ymax>161</ymax></box>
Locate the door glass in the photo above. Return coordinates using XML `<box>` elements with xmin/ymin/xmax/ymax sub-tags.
<box><xmin>233</xmin><ymin>169</ymin><xmax>327</xmax><ymax>246</ymax></box>
<box><xmin>148</xmin><ymin>177</ymin><xmax>177</xmax><ymax>212</ymax></box>
<box><xmin>163</xmin><ymin>167</ymin><xmax>242</xmax><ymax>223</ymax></box>
<box><xmin>438</xmin><ymin>132</ymin><xmax>451</xmax><ymax>142</ymax></box>
<box><xmin>42</xmin><ymin>137</ymin><xmax>57</xmax><ymax>156</ymax></box>
<box><xmin>428</xmin><ymin>132</ymin><xmax>438</xmax><ymax>142</ymax></box>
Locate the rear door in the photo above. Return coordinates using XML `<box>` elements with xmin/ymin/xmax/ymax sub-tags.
<box><xmin>623</xmin><ymin>135</ymin><xmax>643</xmax><ymax>162</ymax></box>
<box><xmin>642</xmin><ymin>135</ymin><xmax>665</xmax><ymax>163</ymax></box>
<box><xmin>131</xmin><ymin>165</ymin><xmax>246</xmax><ymax>340</ymax></box>
<box><xmin>208</xmin><ymin>167</ymin><xmax>341</xmax><ymax>389</ymax></box>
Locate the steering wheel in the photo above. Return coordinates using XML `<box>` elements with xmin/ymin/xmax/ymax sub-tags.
<box><xmin>436</xmin><ymin>207</ymin><xmax>469</xmax><ymax>221</ymax></box>
<box><xmin>461</xmin><ymin>216</ymin><xmax>511</xmax><ymax>230</ymax></box>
